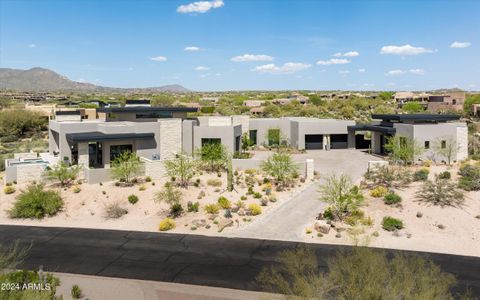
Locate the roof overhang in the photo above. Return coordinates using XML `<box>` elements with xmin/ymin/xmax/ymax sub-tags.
<box><xmin>348</xmin><ymin>125</ymin><xmax>396</xmax><ymax>134</ymax></box>
<box><xmin>97</xmin><ymin>107</ymin><xmax>198</xmax><ymax>113</ymax></box>
<box><xmin>66</xmin><ymin>132</ymin><xmax>154</xmax><ymax>143</ymax></box>
<box><xmin>371</xmin><ymin>114</ymin><xmax>460</xmax><ymax>123</ymax></box>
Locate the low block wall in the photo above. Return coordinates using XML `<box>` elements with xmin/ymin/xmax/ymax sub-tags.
<box><xmin>142</xmin><ymin>158</ymin><xmax>166</xmax><ymax>180</ymax></box>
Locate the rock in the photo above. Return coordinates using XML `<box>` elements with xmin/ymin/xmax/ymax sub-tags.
<box><xmin>217</xmin><ymin>219</ymin><xmax>233</xmax><ymax>232</ymax></box>
<box><xmin>192</xmin><ymin>219</ymin><xmax>207</xmax><ymax>228</ymax></box>
<box><xmin>335</xmin><ymin>232</ymin><xmax>342</xmax><ymax>238</ymax></box>
<box><xmin>237</xmin><ymin>208</ymin><xmax>246</xmax><ymax>216</ymax></box>
<box><xmin>208</xmin><ymin>214</ymin><xmax>218</xmax><ymax>220</ymax></box>
<box><xmin>314</xmin><ymin>220</ymin><xmax>331</xmax><ymax>234</ymax></box>
<box><xmin>231</xmin><ymin>206</ymin><xmax>239</xmax><ymax>213</ymax></box>
<box><xmin>316</xmin><ymin>213</ymin><xmax>323</xmax><ymax>220</ymax></box>
<box><xmin>416</xmin><ymin>212</ymin><xmax>423</xmax><ymax>218</ymax></box>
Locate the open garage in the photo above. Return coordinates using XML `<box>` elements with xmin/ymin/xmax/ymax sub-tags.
<box><xmin>305</xmin><ymin>134</ymin><xmax>323</xmax><ymax>149</ymax></box>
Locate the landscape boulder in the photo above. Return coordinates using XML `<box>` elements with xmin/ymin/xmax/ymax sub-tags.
<box><xmin>314</xmin><ymin>220</ymin><xmax>331</xmax><ymax>234</ymax></box>
<box><xmin>192</xmin><ymin>219</ymin><xmax>207</xmax><ymax>228</ymax></box>
<box><xmin>217</xmin><ymin>219</ymin><xmax>234</xmax><ymax>232</ymax></box>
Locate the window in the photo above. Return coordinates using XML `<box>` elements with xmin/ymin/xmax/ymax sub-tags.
<box><xmin>452</xmin><ymin>99</ymin><xmax>457</xmax><ymax>105</ymax></box>
<box><xmin>424</xmin><ymin>141</ymin><xmax>430</xmax><ymax>149</ymax></box>
<box><xmin>110</xmin><ymin>144</ymin><xmax>133</xmax><ymax>162</ymax></box>
<box><xmin>441</xmin><ymin>140</ymin><xmax>446</xmax><ymax>149</ymax></box>
<box><xmin>135</xmin><ymin>112</ymin><xmax>172</xmax><ymax>119</ymax></box>
<box><xmin>249</xmin><ymin>130</ymin><xmax>257</xmax><ymax>145</ymax></box>
<box><xmin>201</xmin><ymin>138</ymin><xmax>221</xmax><ymax>147</ymax></box>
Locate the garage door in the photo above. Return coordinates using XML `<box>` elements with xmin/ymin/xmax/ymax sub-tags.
<box><xmin>330</xmin><ymin>134</ymin><xmax>348</xmax><ymax>149</ymax></box>
<box><xmin>305</xmin><ymin>134</ymin><xmax>323</xmax><ymax>149</ymax></box>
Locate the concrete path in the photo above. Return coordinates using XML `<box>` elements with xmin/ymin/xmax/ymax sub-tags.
<box><xmin>227</xmin><ymin>150</ymin><xmax>382</xmax><ymax>241</ymax></box>
<box><xmin>0</xmin><ymin>225</ymin><xmax>478</xmax><ymax>296</ymax></box>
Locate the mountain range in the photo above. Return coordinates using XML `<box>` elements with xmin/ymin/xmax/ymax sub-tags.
<box><xmin>0</xmin><ymin>67</ymin><xmax>189</xmax><ymax>93</ymax></box>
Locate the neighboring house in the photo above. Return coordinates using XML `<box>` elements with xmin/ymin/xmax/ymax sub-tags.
<box><xmin>244</xmin><ymin>100</ymin><xmax>265</xmax><ymax>107</ymax></box>
<box><xmin>427</xmin><ymin>91</ymin><xmax>465</xmax><ymax>112</ymax></box>
<box><xmin>125</xmin><ymin>99</ymin><xmax>151</xmax><ymax>107</ymax></box>
<box><xmin>394</xmin><ymin>92</ymin><xmax>430</xmax><ymax>104</ymax></box>
<box><xmin>348</xmin><ymin>114</ymin><xmax>468</xmax><ymax>163</ymax></box>
<box><xmin>473</xmin><ymin>104</ymin><xmax>480</xmax><ymax>117</ymax></box>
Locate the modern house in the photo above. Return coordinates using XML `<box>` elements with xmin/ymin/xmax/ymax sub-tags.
<box><xmin>348</xmin><ymin>114</ymin><xmax>468</xmax><ymax>163</ymax></box>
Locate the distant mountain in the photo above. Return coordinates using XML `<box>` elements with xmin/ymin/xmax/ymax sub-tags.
<box><xmin>0</xmin><ymin>67</ymin><xmax>190</xmax><ymax>93</ymax></box>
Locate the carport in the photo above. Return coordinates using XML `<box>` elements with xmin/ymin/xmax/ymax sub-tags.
<box><xmin>347</xmin><ymin>124</ymin><xmax>396</xmax><ymax>155</ymax></box>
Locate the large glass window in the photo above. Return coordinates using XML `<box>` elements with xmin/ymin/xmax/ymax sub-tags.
<box><xmin>249</xmin><ymin>130</ymin><xmax>257</xmax><ymax>145</ymax></box>
<box><xmin>110</xmin><ymin>144</ymin><xmax>133</xmax><ymax>161</ymax></box>
<box><xmin>135</xmin><ymin>112</ymin><xmax>172</xmax><ymax>119</ymax></box>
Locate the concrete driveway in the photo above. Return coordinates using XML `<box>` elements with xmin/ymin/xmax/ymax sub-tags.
<box><xmin>227</xmin><ymin>149</ymin><xmax>383</xmax><ymax>241</ymax></box>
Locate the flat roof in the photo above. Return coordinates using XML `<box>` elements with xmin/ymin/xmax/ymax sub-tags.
<box><xmin>348</xmin><ymin>124</ymin><xmax>396</xmax><ymax>134</ymax></box>
<box><xmin>66</xmin><ymin>132</ymin><xmax>154</xmax><ymax>143</ymax></box>
<box><xmin>371</xmin><ymin>114</ymin><xmax>460</xmax><ymax>122</ymax></box>
<box><xmin>56</xmin><ymin>110</ymin><xmax>81</xmax><ymax>115</ymax></box>
<box><xmin>97</xmin><ymin>107</ymin><xmax>198</xmax><ymax>113</ymax></box>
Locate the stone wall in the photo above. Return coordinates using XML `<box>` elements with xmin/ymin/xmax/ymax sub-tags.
<box><xmin>159</xmin><ymin>119</ymin><xmax>182</xmax><ymax>160</ymax></box>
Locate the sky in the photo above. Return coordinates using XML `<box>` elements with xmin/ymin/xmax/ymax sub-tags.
<box><xmin>0</xmin><ymin>0</ymin><xmax>479</xmax><ymax>91</ymax></box>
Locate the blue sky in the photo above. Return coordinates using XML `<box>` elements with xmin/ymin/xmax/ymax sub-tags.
<box><xmin>1</xmin><ymin>0</ymin><xmax>479</xmax><ymax>91</ymax></box>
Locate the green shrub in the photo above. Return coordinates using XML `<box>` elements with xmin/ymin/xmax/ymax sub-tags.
<box><xmin>235</xmin><ymin>200</ymin><xmax>246</xmax><ymax>209</ymax></box>
<box><xmin>170</xmin><ymin>203</ymin><xmax>184</xmax><ymax>217</ymax></box>
<box><xmin>382</xmin><ymin>216</ymin><xmax>404</xmax><ymax>231</ymax></box>
<box><xmin>71</xmin><ymin>284</ymin><xmax>83</xmax><ymax>299</ymax></box>
<box><xmin>3</xmin><ymin>185</ymin><xmax>16</xmax><ymax>194</ymax></box>
<box><xmin>413</xmin><ymin>168</ymin><xmax>429</xmax><ymax>181</ymax></box>
<box><xmin>207</xmin><ymin>178</ymin><xmax>222</xmax><ymax>187</ymax></box>
<box><xmin>253</xmin><ymin>192</ymin><xmax>262</xmax><ymax>199</ymax></box>
<box><xmin>240</xmin><ymin>195</ymin><xmax>247</xmax><ymax>200</ymax></box>
<box><xmin>187</xmin><ymin>201</ymin><xmax>199</xmax><ymax>212</ymax></box>
<box><xmin>345</xmin><ymin>210</ymin><xmax>365</xmax><ymax>226</ymax></box>
<box><xmin>104</xmin><ymin>202</ymin><xmax>128</xmax><ymax>219</ymax></box>
<box><xmin>204</xmin><ymin>203</ymin><xmax>220</xmax><ymax>214</ymax></box>
<box><xmin>145</xmin><ymin>176</ymin><xmax>152</xmax><ymax>182</ymax></box>
<box><xmin>9</xmin><ymin>184</ymin><xmax>63</xmax><ymax>219</ymax></box>
<box><xmin>128</xmin><ymin>194</ymin><xmax>139</xmax><ymax>204</ymax></box>
<box><xmin>383</xmin><ymin>192</ymin><xmax>402</xmax><ymax>205</ymax></box>
<box><xmin>158</xmin><ymin>218</ymin><xmax>175</xmax><ymax>231</ymax></box>
<box><xmin>457</xmin><ymin>164</ymin><xmax>480</xmax><ymax>191</ymax></box>
<box><xmin>438</xmin><ymin>171</ymin><xmax>451</xmax><ymax>179</ymax></box>
<box><xmin>248</xmin><ymin>203</ymin><xmax>262</xmax><ymax>215</ymax></box>
<box><xmin>369</xmin><ymin>186</ymin><xmax>388</xmax><ymax>198</ymax></box>
<box><xmin>72</xmin><ymin>185</ymin><xmax>81</xmax><ymax>193</ymax></box>
<box><xmin>323</xmin><ymin>207</ymin><xmax>334</xmax><ymax>221</ymax></box>
<box><xmin>217</xmin><ymin>196</ymin><xmax>231</xmax><ymax>209</ymax></box>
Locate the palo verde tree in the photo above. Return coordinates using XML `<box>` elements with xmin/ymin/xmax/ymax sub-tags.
<box><xmin>319</xmin><ymin>174</ymin><xmax>363</xmax><ymax>221</ymax></box>
<box><xmin>385</xmin><ymin>136</ymin><xmax>423</xmax><ymax>165</ymax></box>
<box><xmin>261</xmin><ymin>151</ymin><xmax>298</xmax><ymax>190</ymax></box>
<box><xmin>110</xmin><ymin>151</ymin><xmax>143</xmax><ymax>184</ymax></box>
<box><xmin>46</xmin><ymin>162</ymin><xmax>80</xmax><ymax>187</ymax></box>
<box><xmin>433</xmin><ymin>137</ymin><xmax>458</xmax><ymax>165</ymax></box>
<box><xmin>164</xmin><ymin>152</ymin><xmax>196</xmax><ymax>188</ymax></box>
<box><xmin>196</xmin><ymin>142</ymin><xmax>227</xmax><ymax>173</ymax></box>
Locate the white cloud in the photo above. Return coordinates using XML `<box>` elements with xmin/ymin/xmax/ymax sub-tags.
<box><xmin>450</xmin><ymin>41</ymin><xmax>471</xmax><ymax>48</ymax></box>
<box><xmin>332</xmin><ymin>51</ymin><xmax>359</xmax><ymax>57</ymax></box>
<box><xmin>184</xmin><ymin>46</ymin><xmax>201</xmax><ymax>51</ymax></box>
<box><xmin>380</xmin><ymin>44</ymin><xmax>434</xmax><ymax>55</ymax></box>
<box><xmin>195</xmin><ymin>66</ymin><xmax>210</xmax><ymax>71</ymax></box>
<box><xmin>358</xmin><ymin>68</ymin><xmax>366</xmax><ymax>73</ymax></box>
<box><xmin>316</xmin><ymin>58</ymin><xmax>350</xmax><ymax>66</ymax></box>
<box><xmin>177</xmin><ymin>0</ymin><xmax>224</xmax><ymax>14</ymax></box>
<box><xmin>252</xmin><ymin>62</ymin><xmax>311</xmax><ymax>74</ymax></box>
<box><xmin>231</xmin><ymin>54</ymin><xmax>274</xmax><ymax>62</ymax></box>
<box><xmin>386</xmin><ymin>69</ymin><xmax>425</xmax><ymax>76</ymax></box>
<box><xmin>150</xmin><ymin>56</ymin><xmax>167</xmax><ymax>62</ymax></box>
<box><xmin>27</xmin><ymin>44</ymin><xmax>36</xmax><ymax>48</ymax></box>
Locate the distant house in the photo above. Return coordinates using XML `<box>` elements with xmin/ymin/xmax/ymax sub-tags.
<box><xmin>125</xmin><ymin>99</ymin><xmax>151</xmax><ymax>107</ymax></box>
<box><xmin>250</xmin><ymin>107</ymin><xmax>265</xmax><ymax>115</ymax></box>
<box><xmin>244</xmin><ymin>100</ymin><xmax>265</xmax><ymax>107</ymax></box>
<box><xmin>427</xmin><ymin>91</ymin><xmax>465</xmax><ymax>112</ymax></box>
<box><xmin>394</xmin><ymin>92</ymin><xmax>430</xmax><ymax>104</ymax></box>
<box><xmin>473</xmin><ymin>104</ymin><xmax>480</xmax><ymax>117</ymax></box>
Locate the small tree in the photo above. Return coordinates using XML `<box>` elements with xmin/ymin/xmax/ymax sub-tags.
<box><xmin>261</xmin><ymin>152</ymin><xmax>299</xmax><ymax>190</ymax></box>
<box><xmin>226</xmin><ymin>151</ymin><xmax>234</xmax><ymax>192</ymax></box>
<box><xmin>319</xmin><ymin>174</ymin><xmax>363</xmax><ymax>221</ymax></box>
<box><xmin>433</xmin><ymin>137</ymin><xmax>457</xmax><ymax>165</ymax></box>
<box><xmin>267</xmin><ymin>128</ymin><xmax>281</xmax><ymax>147</ymax></box>
<box><xmin>385</xmin><ymin>136</ymin><xmax>423</xmax><ymax>165</ymax></box>
<box><xmin>196</xmin><ymin>142</ymin><xmax>227</xmax><ymax>173</ymax></box>
<box><xmin>0</xmin><ymin>241</ymin><xmax>30</xmax><ymax>272</ymax></box>
<box><xmin>241</xmin><ymin>133</ymin><xmax>251</xmax><ymax>153</ymax></box>
<box><xmin>155</xmin><ymin>183</ymin><xmax>183</xmax><ymax>217</ymax></box>
<box><xmin>164</xmin><ymin>152</ymin><xmax>196</xmax><ymax>188</ymax></box>
<box><xmin>416</xmin><ymin>176</ymin><xmax>464</xmax><ymax>207</ymax></box>
<box><xmin>110</xmin><ymin>151</ymin><xmax>142</xmax><ymax>184</ymax></box>
<box><xmin>46</xmin><ymin>162</ymin><xmax>80</xmax><ymax>186</ymax></box>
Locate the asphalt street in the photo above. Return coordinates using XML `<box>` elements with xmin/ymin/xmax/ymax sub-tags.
<box><xmin>0</xmin><ymin>225</ymin><xmax>478</xmax><ymax>296</ymax></box>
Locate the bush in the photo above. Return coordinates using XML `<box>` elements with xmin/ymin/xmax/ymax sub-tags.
<box><xmin>145</xmin><ymin>176</ymin><xmax>152</xmax><ymax>182</ymax></box>
<box><xmin>413</xmin><ymin>168</ymin><xmax>429</xmax><ymax>181</ymax></box>
<box><xmin>240</xmin><ymin>195</ymin><xmax>247</xmax><ymax>200</ymax></box>
<box><xmin>138</xmin><ymin>184</ymin><xmax>146</xmax><ymax>191</ymax></box>
<box><xmin>320</xmin><ymin>174</ymin><xmax>364</xmax><ymax>221</ymax></box>
<box><xmin>9</xmin><ymin>184</ymin><xmax>63</xmax><ymax>219</ymax></box>
<box><xmin>323</xmin><ymin>207</ymin><xmax>334</xmax><ymax>221</ymax></box>
<box><xmin>235</xmin><ymin>200</ymin><xmax>246</xmax><ymax>209</ymax></box>
<box><xmin>104</xmin><ymin>202</ymin><xmax>128</xmax><ymax>219</ymax></box>
<box><xmin>128</xmin><ymin>194</ymin><xmax>139</xmax><ymax>204</ymax></box>
<box><xmin>187</xmin><ymin>201</ymin><xmax>199</xmax><ymax>212</ymax></box>
<box><xmin>3</xmin><ymin>186</ymin><xmax>15</xmax><ymax>194</ymax></box>
<box><xmin>416</xmin><ymin>176</ymin><xmax>465</xmax><ymax>207</ymax></box>
<box><xmin>207</xmin><ymin>178</ymin><xmax>222</xmax><ymax>187</ymax></box>
<box><xmin>170</xmin><ymin>203</ymin><xmax>184</xmax><ymax>217</ymax></box>
<box><xmin>217</xmin><ymin>196</ymin><xmax>231</xmax><ymax>209</ymax></box>
<box><xmin>345</xmin><ymin>210</ymin><xmax>365</xmax><ymax>226</ymax></box>
<box><xmin>204</xmin><ymin>203</ymin><xmax>220</xmax><ymax>214</ymax></box>
<box><xmin>46</xmin><ymin>162</ymin><xmax>80</xmax><ymax>186</ymax></box>
<box><xmin>253</xmin><ymin>192</ymin><xmax>262</xmax><ymax>199</ymax></box>
<box><xmin>155</xmin><ymin>183</ymin><xmax>183</xmax><ymax>217</ymax></box>
<box><xmin>369</xmin><ymin>186</ymin><xmax>388</xmax><ymax>198</ymax></box>
<box><xmin>71</xmin><ymin>284</ymin><xmax>83</xmax><ymax>299</ymax></box>
<box><xmin>382</xmin><ymin>216</ymin><xmax>404</xmax><ymax>231</ymax></box>
<box><xmin>158</xmin><ymin>218</ymin><xmax>175</xmax><ymax>231</ymax></box>
<box><xmin>383</xmin><ymin>192</ymin><xmax>402</xmax><ymax>205</ymax></box>
<box><xmin>248</xmin><ymin>203</ymin><xmax>262</xmax><ymax>215</ymax></box>
<box><xmin>438</xmin><ymin>171</ymin><xmax>451</xmax><ymax>179</ymax></box>
<box><xmin>457</xmin><ymin>164</ymin><xmax>480</xmax><ymax>191</ymax></box>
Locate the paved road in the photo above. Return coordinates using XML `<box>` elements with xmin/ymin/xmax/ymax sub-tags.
<box><xmin>228</xmin><ymin>150</ymin><xmax>382</xmax><ymax>240</ymax></box>
<box><xmin>0</xmin><ymin>225</ymin><xmax>478</xmax><ymax>296</ymax></box>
